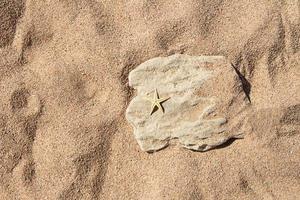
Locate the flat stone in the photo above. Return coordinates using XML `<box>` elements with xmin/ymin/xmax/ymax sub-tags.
<box><xmin>126</xmin><ymin>54</ymin><xmax>249</xmax><ymax>152</ymax></box>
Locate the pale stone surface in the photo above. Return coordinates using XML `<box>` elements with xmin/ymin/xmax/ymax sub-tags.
<box><xmin>126</xmin><ymin>54</ymin><xmax>249</xmax><ymax>152</ymax></box>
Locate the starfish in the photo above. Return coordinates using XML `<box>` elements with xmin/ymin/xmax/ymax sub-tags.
<box><xmin>145</xmin><ymin>89</ymin><xmax>170</xmax><ymax>115</ymax></box>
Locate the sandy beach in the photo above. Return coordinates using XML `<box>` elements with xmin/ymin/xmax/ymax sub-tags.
<box><xmin>0</xmin><ymin>0</ymin><xmax>299</xmax><ymax>199</ymax></box>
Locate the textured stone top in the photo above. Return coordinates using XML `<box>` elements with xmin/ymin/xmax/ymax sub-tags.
<box><xmin>126</xmin><ymin>54</ymin><xmax>249</xmax><ymax>152</ymax></box>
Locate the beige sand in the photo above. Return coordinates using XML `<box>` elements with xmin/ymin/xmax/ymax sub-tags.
<box><xmin>0</xmin><ymin>0</ymin><xmax>299</xmax><ymax>199</ymax></box>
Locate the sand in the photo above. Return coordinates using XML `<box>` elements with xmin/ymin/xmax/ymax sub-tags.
<box><xmin>0</xmin><ymin>0</ymin><xmax>299</xmax><ymax>199</ymax></box>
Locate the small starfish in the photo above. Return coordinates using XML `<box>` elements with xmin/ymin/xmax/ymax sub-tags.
<box><xmin>145</xmin><ymin>89</ymin><xmax>170</xmax><ymax>115</ymax></box>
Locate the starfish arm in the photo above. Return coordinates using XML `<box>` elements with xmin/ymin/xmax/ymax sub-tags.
<box><xmin>152</xmin><ymin>102</ymin><xmax>157</xmax><ymax>109</ymax></box>
<box><xmin>156</xmin><ymin>102</ymin><xmax>164</xmax><ymax>113</ymax></box>
<box><xmin>149</xmin><ymin>103</ymin><xmax>157</xmax><ymax>115</ymax></box>
<box><xmin>158</xmin><ymin>96</ymin><xmax>170</xmax><ymax>103</ymax></box>
<box><xmin>154</xmin><ymin>89</ymin><xmax>159</xmax><ymax>99</ymax></box>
